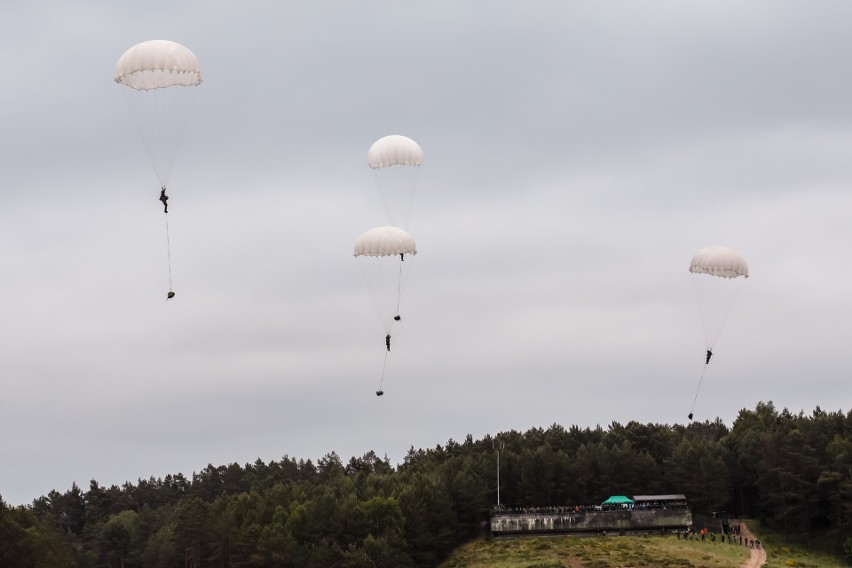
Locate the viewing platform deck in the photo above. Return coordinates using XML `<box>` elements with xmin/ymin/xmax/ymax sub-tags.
<box><xmin>490</xmin><ymin>507</ymin><xmax>693</xmax><ymax>536</ymax></box>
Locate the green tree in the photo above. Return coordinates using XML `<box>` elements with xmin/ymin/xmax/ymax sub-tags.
<box><xmin>0</xmin><ymin>499</ymin><xmax>40</xmax><ymax>568</ymax></box>
<box><xmin>398</xmin><ymin>471</ymin><xmax>458</xmax><ymax>566</ymax></box>
<box><xmin>96</xmin><ymin>510</ymin><xmax>140</xmax><ymax>568</ymax></box>
<box><xmin>141</xmin><ymin>520</ymin><xmax>178</xmax><ymax>568</ymax></box>
<box><xmin>666</xmin><ymin>437</ymin><xmax>729</xmax><ymax>512</ymax></box>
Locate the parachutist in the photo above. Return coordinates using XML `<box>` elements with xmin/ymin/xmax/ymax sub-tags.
<box><xmin>688</xmin><ymin>413</ymin><xmax>694</xmax><ymax>421</ymax></box>
<box><xmin>394</xmin><ymin>315</ymin><xmax>401</xmax><ymax>321</ymax></box>
<box><xmin>705</xmin><ymin>350</ymin><xmax>713</xmax><ymax>364</ymax></box>
<box><xmin>167</xmin><ymin>291</ymin><xmax>175</xmax><ymax>300</ymax></box>
<box><xmin>376</xmin><ymin>390</ymin><xmax>384</xmax><ymax>397</ymax></box>
<box><xmin>159</xmin><ymin>188</ymin><xmax>169</xmax><ymax>213</ymax></box>
<box><xmin>385</xmin><ymin>334</ymin><xmax>391</xmax><ymax>351</ymax></box>
<box><xmin>400</xmin><ymin>253</ymin><xmax>404</xmax><ymax>261</ymax></box>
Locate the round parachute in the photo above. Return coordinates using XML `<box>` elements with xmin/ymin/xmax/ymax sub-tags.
<box><xmin>367</xmin><ymin>135</ymin><xmax>423</xmax><ymax>169</ymax></box>
<box><xmin>367</xmin><ymin>136</ymin><xmax>422</xmax><ymax>230</ymax></box>
<box><xmin>115</xmin><ymin>39</ymin><xmax>202</xmax><ymax>189</ymax></box>
<box><xmin>689</xmin><ymin>245</ymin><xmax>749</xmax><ymax>348</ymax></box>
<box><xmin>689</xmin><ymin>246</ymin><xmax>749</xmax><ymax>279</ymax></box>
<box><xmin>115</xmin><ymin>40</ymin><xmax>202</xmax><ymax>90</ymax></box>
<box><xmin>354</xmin><ymin>226</ymin><xmax>418</xmax><ymax>258</ymax></box>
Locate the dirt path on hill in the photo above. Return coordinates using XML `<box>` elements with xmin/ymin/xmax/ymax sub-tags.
<box><xmin>738</xmin><ymin>522</ymin><xmax>766</xmax><ymax>568</ymax></box>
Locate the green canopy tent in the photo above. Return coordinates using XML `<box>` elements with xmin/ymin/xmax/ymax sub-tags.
<box><xmin>602</xmin><ymin>495</ymin><xmax>634</xmax><ymax>506</ymax></box>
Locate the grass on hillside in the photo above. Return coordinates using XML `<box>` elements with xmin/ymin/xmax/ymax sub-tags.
<box><xmin>743</xmin><ymin>520</ymin><xmax>846</xmax><ymax>568</ymax></box>
<box><xmin>439</xmin><ymin>533</ymin><xmax>751</xmax><ymax>568</ymax></box>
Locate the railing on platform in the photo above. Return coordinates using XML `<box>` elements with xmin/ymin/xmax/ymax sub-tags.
<box><xmin>490</xmin><ymin>507</ymin><xmax>693</xmax><ymax>536</ymax></box>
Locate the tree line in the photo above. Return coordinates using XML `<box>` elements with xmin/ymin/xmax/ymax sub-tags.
<box><xmin>1</xmin><ymin>401</ymin><xmax>850</xmax><ymax>567</ymax></box>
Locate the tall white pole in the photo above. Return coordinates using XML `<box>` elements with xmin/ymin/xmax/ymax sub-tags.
<box><xmin>494</xmin><ymin>439</ymin><xmax>505</xmax><ymax>506</ymax></box>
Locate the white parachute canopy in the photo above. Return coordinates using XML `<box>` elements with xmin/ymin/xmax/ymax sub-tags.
<box><xmin>354</xmin><ymin>226</ymin><xmax>417</xmax><ymax>334</ymax></box>
<box><xmin>689</xmin><ymin>246</ymin><xmax>749</xmax><ymax>279</ymax></box>
<box><xmin>689</xmin><ymin>246</ymin><xmax>749</xmax><ymax>349</ymax></box>
<box><xmin>367</xmin><ymin>135</ymin><xmax>423</xmax><ymax>168</ymax></box>
<box><xmin>367</xmin><ymin>135</ymin><xmax>422</xmax><ymax>230</ymax></box>
<box><xmin>115</xmin><ymin>40</ymin><xmax>201</xmax><ymax>90</ymax></box>
<box><xmin>115</xmin><ymin>40</ymin><xmax>202</xmax><ymax>189</ymax></box>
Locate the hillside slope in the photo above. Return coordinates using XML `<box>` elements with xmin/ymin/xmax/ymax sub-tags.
<box><xmin>439</xmin><ymin>533</ymin><xmax>752</xmax><ymax>568</ymax></box>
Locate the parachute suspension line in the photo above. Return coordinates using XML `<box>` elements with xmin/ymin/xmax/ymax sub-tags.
<box><xmin>371</xmin><ymin>159</ymin><xmax>421</xmax><ymax>230</ymax></box>
<box><xmin>691</xmin><ymin>276</ymin><xmax>745</xmax><ymax>351</ymax></box>
<box><xmin>164</xmin><ymin>212</ymin><xmax>174</xmax><ymax>297</ymax></box>
<box><xmin>122</xmin><ymin>84</ymin><xmax>197</xmax><ymax>190</ymax></box>
<box><xmin>377</xmin><ymin>349</ymin><xmax>390</xmax><ymax>396</ymax></box>
<box><xmin>688</xmin><ymin>276</ymin><xmax>745</xmax><ymax>417</ymax></box>
<box><xmin>714</xmin><ymin>281</ymin><xmax>742</xmax><ymax>348</ymax></box>
<box><xmin>378</xmin><ymin>316</ymin><xmax>399</xmax><ymax>395</ymax></box>
<box><xmin>394</xmin><ymin>255</ymin><xmax>404</xmax><ymax>320</ymax></box>
<box><xmin>688</xmin><ymin>360</ymin><xmax>710</xmax><ymax>421</ymax></box>
<box><xmin>401</xmin><ymin>167</ymin><xmax>421</xmax><ymax>229</ymax></box>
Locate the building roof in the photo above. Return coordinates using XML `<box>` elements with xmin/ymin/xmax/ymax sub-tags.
<box><xmin>632</xmin><ymin>494</ymin><xmax>687</xmax><ymax>501</ymax></box>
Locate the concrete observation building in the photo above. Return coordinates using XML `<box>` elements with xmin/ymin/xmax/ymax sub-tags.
<box><xmin>490</xmin><ymin>494</ymin><xmax>692</xmax><ymax>536</ymax></box>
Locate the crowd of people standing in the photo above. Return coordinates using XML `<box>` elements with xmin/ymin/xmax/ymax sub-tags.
<box><xmin>676</xmin><ymin>526</ymin><xmax>760</xmax><ymax>549</ymax></box>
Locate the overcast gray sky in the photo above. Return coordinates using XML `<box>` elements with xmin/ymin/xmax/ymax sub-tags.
<box><xmin>2</xmin><ymin>1</ymin><xmax>852</xmax><ymax>506</ymax></box>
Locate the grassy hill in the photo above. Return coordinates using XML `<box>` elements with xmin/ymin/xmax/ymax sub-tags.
<box><xmin>439</xmin><ymin>534</ymin><xmax>752</xmax><ymax>568</ymax></box>
<box><xmin>439</xmin><ymin>522</ymin><xmax>847</xmax><ymax>568</ymax></box>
